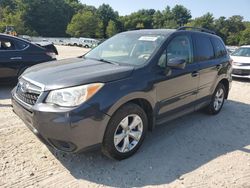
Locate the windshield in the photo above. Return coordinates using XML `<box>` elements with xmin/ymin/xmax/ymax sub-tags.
<box><xmin>85</xmin><ymin>33</ymin><xmax>166</xmax><ymax>65</ymax></box>
<box><xmin>231</xmin><ymin>47</ymin><xmax>250</xmax><ymax>57</ymax></box>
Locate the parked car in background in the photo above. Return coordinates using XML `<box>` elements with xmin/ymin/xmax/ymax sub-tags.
<box><xmin>19</xmin><ymin>35</ymin><xmax>31</xmax><ymax>42</ymax></box>
<box><xmin>231</xmin><ymin>45</ymin><xmax>250</xmax><ymax>78</ymax></box>
<box><xmin>226</xmin><ymin>46</ymin><xmax>238</xmax><ymax>54</ymax></box>
<box><xmin>0</xmin><ymin>34</ymin><xmax>57</xmax><ymax>83</ymax></box>
<box><xmin>12</xmin><ymin>28</ymin><xmax>232</xmax><ymax>160</ymax></box>
<box><xmin>68</xmin><ymin>38</ymin><xmax>80</xmax><ymax>46</ymax></box>
<box><xmin>79</xmin><ymin>38</ymin><xmax>99</xmax><ymax>48</ymax></box>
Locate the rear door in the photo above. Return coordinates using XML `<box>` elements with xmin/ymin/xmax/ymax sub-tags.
<box><xmin>155</xmin><ymin>33</ymin><xmax>199</xmax><ymax>122</ymax></box>
<box><xmin>193</xmin><ymin>33</ymin><xmax>219</xmax><ymax>103</ymax></box>
<box><xmin>0</xmin><ymin>37</ymin><xmax>28</xmax><ymax>81</ymax></box>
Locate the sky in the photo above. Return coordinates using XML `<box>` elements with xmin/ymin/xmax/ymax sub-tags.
<box><xmin>80</xmin><ymin>0</ymin><xmax>250</xmax><ymax>21</ymax></box>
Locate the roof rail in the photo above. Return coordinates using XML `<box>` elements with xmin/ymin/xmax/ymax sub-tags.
<box><xmin>177</xmin><ymin>26</ymin><xmax>216</xmax><ymax>35</ymax></box>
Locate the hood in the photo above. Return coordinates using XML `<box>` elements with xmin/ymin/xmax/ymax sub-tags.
<box><xmin>230</xmin><ymin>56</ymin><xmax>250</xmax><ymax>64</ymax></box>
<box><xmin>22</xmin><ymin>58</ymin><xmax>134</xmax><ymax>91</ymax></box>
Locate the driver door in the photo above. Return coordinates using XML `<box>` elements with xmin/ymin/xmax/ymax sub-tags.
<box><xmin>156</xmin><ymin>34</ymin><xmax>199</xmax><ymax>121</ymax></box>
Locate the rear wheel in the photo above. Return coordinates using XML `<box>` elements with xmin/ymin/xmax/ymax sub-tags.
<box><xmin>102</xmin><ymin>103</ymin><xmax>148</xmax><ymax>160</ymax></box>
<box><xmin>206</xmin><ymin>83</ymin><xmax>226</xmax><ymax>115</ymax></box>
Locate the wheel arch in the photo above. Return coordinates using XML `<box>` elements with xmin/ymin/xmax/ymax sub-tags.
<box><xmin>219</xmin><ymin>78</ymin><xmax>230</xmax><ymax>99</ymax></box>
<box><xmin>106</xmin><ymin>93</ymin><xmax>156</xmax><ymax>131</ymax></box>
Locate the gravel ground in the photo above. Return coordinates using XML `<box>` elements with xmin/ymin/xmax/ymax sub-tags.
<box><xmin>1</xmin><ymin>46</ymin><xmax>250</xmax><ymax>188</ymax></box>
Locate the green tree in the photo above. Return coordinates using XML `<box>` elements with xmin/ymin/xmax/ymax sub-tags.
<box><xmin>228</xmin><ymin>15</ymin><xmax>245</xmax><ymax>33</ymax></box>
<box><xmin>21</xmin><ymin>0</ymin><xmax>75</xmax><ymax>36</ymax></box>
<box><xmin>214</xmin><ymin>16</ymin><xmax>230</xmax><ymax>42</ymax></box>
<box><xmin>153</xmin><ymin>10</ymin><xmax>164</xmax><ymax>28</ymax></box>
<box><xmin>226</xmin><ymin>16</ymin><xmax>245</xmax><ymax>45</ymax></box>
<box><xmin>66</xmin><ymin>11</ymin><xmax>101</xmax><ymax>37</ymax></box>
<box><xmin>153</xmin><ymin>6</ymin><xmax>182</xmax><ymax>29</ymax></box>
<box><xmin>0</xmin><ymin>0</ymin><xmax>17</xmax><ymax>10</ymax></box>
<box><xmin>106</xmin><ymin>20</ymin><xmax>118</xmax><ymax>37</ymax></box>
<box><xmin>122</xmin><ymin>9</ymin><xmax>155</xmax><ymax>31</ymax></box>
<box><xmin>186</xmin><ymin>13</ymin><xmax>215</xmax><ymax>31</ymax></box>
<box><xmin>172</xmin><ymin>5</ymin><xmax>191</xmax><ymax>26</ymax></box>
<box><xmin>239</xmin><ymin>27</ymin><xmax>250</xmax><ymax>45</ymax></box>
<box><xmin>97</xmin><ymin>4</ymin><xmax>118</xmax><ymax>38</ymax></box>
<box><xmin>162</xmin><ymin>6</ymin><xmax>178</xmax><ymax>28</ymax></box>
<box><xmin>0</xmin><ymin>6</ymin><xmax>35</xmax><ymax>35</ymax></box>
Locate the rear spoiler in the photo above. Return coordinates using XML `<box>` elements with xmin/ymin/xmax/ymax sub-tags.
<box><xmin>35</xmin><ymin>42</ymin><xmax>58</xmax><ymax>55</ymax></box>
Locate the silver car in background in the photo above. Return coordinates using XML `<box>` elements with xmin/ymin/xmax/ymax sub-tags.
<box><xmin>231</xmin><ymin>45</ymin><xmax>250</xmax><ymax>78</ymax></box>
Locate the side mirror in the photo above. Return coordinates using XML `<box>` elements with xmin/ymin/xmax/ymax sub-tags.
<box><xmin>167</xmin><ymin>58</ymin><xmax>186</xmax><ymax>69</ymax></box>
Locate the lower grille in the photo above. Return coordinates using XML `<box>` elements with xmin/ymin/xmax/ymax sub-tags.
<box><xmin>232</xmin><ymin>69</ymin><xmax>250</xmax><ymax>76</ymax></box>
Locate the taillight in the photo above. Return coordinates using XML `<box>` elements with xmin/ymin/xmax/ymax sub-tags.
<box><xmin>46</xmin><ymin>52</ymin><xmax>56</xmax><ymax>59</ymax></box>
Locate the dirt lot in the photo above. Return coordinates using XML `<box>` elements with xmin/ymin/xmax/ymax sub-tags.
<box><xmin>1</xmin><ymin>46</ymin><xmax>250</xmax><ymax>188</ymax></box>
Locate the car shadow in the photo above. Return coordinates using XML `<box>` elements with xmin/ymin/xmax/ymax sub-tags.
<box><xmin>233</xmin><ymin>77</ymin><xmax>250</xmax><ymax>83</ymax></box>
<box><xmin>51</xmin><ymin>100</ymin><xmax>250</xmax><ymax>187</ymax></box>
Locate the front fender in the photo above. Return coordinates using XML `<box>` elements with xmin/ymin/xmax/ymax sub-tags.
<box><xmin>106</xmin><ymin>91</ymin><xmax>156</xmax><ymax>116</ymax></box>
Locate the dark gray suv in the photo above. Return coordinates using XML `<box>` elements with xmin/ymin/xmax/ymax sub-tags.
<box><xmin>12</xmin><ymin>27</ymin><xmax>232</xmax><ymax>160</ymax></box>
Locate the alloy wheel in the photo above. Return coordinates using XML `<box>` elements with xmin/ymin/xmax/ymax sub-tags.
<box><xmin>214</xmin><ymin>88</ymin><xmax>225</xmax><ymax>111</ymax></box>
<box><xmin>114</xmin><ymin>114</ymin><xmax>143</xmax><ymax>153</ymax></box>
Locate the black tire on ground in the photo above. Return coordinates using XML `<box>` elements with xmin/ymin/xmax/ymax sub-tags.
<box><xmin>84</xmin><ymin>45</ymin><xmax>89</xmax><ymax>48</ymax></box>
<box><xmin>102</xmin><ymin>103</ymin><xmax>148</xmax><ymax>160</ymax></box>
<box><xmin>206</xmin><ymin>83</ymin><xmax>226</xmax><ymax>115</ymax></box>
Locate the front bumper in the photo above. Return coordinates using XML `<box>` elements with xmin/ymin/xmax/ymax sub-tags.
<box><xmin>232</xmin><ymin>65</ymin><xmax>250</xmax><ymax>78</ymax></box>
<box><xmin>12</xmin><ymin>90</ymin><xmax>110</xmax><ymax>153</ymax></box>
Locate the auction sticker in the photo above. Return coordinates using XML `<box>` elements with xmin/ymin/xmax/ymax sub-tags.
<box><xmin>138</xmin><ymin>36</ymin><xmax>159</xmax><ymax>41</ymax></box>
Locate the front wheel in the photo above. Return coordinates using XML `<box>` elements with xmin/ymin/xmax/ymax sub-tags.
<box><xmin>206</xmin><ymin>83</ymin><xmax>226</xmax><ymax>115</ymax></box>
<box><xmin>102</xmin><ymin>103</ymin><xmax>148</xmax><ymax>160</ymax></box>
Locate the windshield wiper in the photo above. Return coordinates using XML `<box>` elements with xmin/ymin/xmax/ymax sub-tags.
<box><xmin>98</xmin><ymin>58</ymin><xmax>119</xmax><ymax>65</ymax></box>
<box><xmin>83</xmin><ymin>56</ymin><xmax>119</xmax><ymax>65</ymax></box>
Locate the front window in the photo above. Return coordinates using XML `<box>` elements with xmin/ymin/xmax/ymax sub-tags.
<box><xmin>231</xmin><ymin>47</ymin><xmax>250</xmax><ymax>57</ymax></box>
<box><xmin>85</xmin><ymin>33</ymin><xmax>166</xmax><ymax>65</ymax></box>
<box><xmin>158</xmin><ymin>35</ymin><xmax>193</xmax><ymax>68</ymax></box>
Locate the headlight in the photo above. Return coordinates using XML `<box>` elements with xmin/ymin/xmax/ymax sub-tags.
<box><xmin>46</xmin><ymin>83</ymin><xmax>104</xmax><ymax>107</ymax></box>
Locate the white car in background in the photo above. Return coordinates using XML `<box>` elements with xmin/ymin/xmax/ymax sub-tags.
<box><xmin>79</xmin><ymin>38</ymin><xmax>99</xmax><ymax>48</ymax></box>
<box><xmin>69</xmin><ymin>38</ymin><xmax>80</xmax><ymax>46</ymax></box>
<box><xmin>231</xmin><ymin>45</ymin><xmax>250</xmax><ymax>78</ymax></box>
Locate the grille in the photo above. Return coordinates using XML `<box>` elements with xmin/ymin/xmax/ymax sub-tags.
<box><xmin>234</xmin><ymin>62</ymin><xmax>250</xmax><ymax>66</ymax></box>
<box><xmin>232</xmin><ymin>69</ymin><xmax>250</xmax><ymax>76</ymax></box>
<box><xmin>15</xmin><ymin>79</ymin><xmax>42</xmax><ymax>106</ymax></box>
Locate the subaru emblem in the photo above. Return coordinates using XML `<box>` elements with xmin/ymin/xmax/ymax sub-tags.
<box><xmin>20</xmin><ymin>82</ymin><xmax>29</xmax><ymax>93</ymax></box>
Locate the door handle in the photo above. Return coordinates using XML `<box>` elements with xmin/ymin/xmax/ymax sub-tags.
<box><xmin>10</xmin><ymin>57</ymin><xmax>22</xmax><ymax>60</ymax></box>
<box><xmin>216</xmin><ymin>64</ymin><xmax>222</xmax><ymax>70</ymax></box>
<box><xmin>191</xmin><ymin>71</ymin><xmax>199</xmax><ymax>77</ymax></box>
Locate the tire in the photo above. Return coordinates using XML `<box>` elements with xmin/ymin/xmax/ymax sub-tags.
<box><xmin>206</xmin><ymin>83</ymin><xmax>226</xmax><ymax>115</ymax></box>
<box><xmin>102</xmin><ymin>103</ymin><xmax>148</xmax><ymax>160</ymax></box>
<box><xmin>84</xmin><ymin>45</ymin><xmax>89</xmax><ymax>48</ymax></box>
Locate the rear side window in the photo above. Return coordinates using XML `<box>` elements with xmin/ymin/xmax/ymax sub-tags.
<box><xmin>194</xmin><ymin>35</ymin><xmax>214</xmax><ymax>62</ymax></box>
<box><xmin>0</xmin><ymin>38</ymin><xmax>28</xmax><ymax>51</ymax></box>
<box><xmin>0</xmin><ymin>39</ymin><xmax>15</xmax><ymax>51</ymax></box>
<box><xmin>15</xmin><ymin>40</ymin><xmax>28</xmax><ymax>50</ymax></box>
<box><xmin>211</xmin><ymin>37</ymin><xmax>227</xmax><ymax>58</ymax></box>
